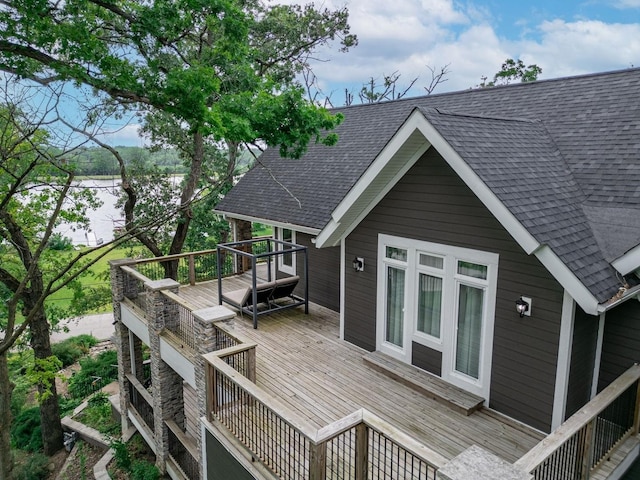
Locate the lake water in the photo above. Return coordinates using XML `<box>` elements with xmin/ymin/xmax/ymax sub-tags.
<box><xmin>55</xmin><ymin>179</ymin><xmax>123</xmax><ymax>246</ymax></box>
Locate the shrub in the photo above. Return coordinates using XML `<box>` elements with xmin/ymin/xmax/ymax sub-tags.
<box><xmin>13</xmin><ymin>452</ymin><xmax>50</xmax><ymax>480</ymax></box>
<box><xmin>51</xmin><ymin>334</ymin><xmax>99</xmax><ymax>367</ymax></box>
<box><xmin>11</xmin><ymin>407</ymin><xmax>42</xmax><ymax>452</ymax></box>
<box><xmin>48</xmin><ymin>233</ymin><xmax>74</xmax><ymax>251</ymax></box>
<box><xmin>131</xmin><ymin>461</ymin><xmax>160</xmax><ymax>480</ymax></box>
<box><xmin>68</xmin><ymin>349</ymin><xmax>118</xmax><ymax>399</ymax></box>
<box><xmin>110</xmin><ymin>439</ymin><xmax>131</xmax><ymax>471</ymax></box>
<box><xmin>81</xmin><ymin>393</ymin><xmax>120</xmax><ymax>436</ymax></box>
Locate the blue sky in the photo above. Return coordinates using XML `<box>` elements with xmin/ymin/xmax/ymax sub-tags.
<box><xmin>100</xmin><ymin>0</ymin><xmax>640</xmax><ymax>145</ymax></box>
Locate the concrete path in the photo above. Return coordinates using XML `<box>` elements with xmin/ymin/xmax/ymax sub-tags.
<box><xmin>51</xmin><ymin>312</ymin><xmax>115</xmax><ymax>343</ymax></box>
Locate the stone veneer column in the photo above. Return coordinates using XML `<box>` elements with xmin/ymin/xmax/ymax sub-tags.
<box><xmin>145</xmin><ymin>278</ymin><xmax>184</xmax><ymax>475</ymax></box>
<box><xmin>192</xmin><ymin>305</ymin><xmax>237</xmax><ymax>480</ymax></box>
<box><xmin>437</xmin><ymin>446</ymin><xmax>533</xmax><ymax>480</ymax></box>
<box><xmin>109</xmin><ymin>259</ymin><xmax>134</xmax><ymax>434</ymax></box>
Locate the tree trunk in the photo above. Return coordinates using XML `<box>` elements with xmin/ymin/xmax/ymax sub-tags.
<box><xmin>0</xmin><ymin>352</ymin><xmax>15</xmax><ymax>480</ymax></box>
<box><xmin>29</xmin><ymin>304</ymin><xmax>64</xmax><ymax>455</ymax></box>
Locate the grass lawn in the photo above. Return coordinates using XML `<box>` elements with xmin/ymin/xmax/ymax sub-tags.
<box><xmin>47</xmin><ymin>246</ymin><xmax>144</xmax><ymax>314</ymax></box>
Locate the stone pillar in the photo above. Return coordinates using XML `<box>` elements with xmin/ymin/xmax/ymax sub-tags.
<box><xmin>145</xmin><ymin>278</ymin><xmax>184</xmax><ymax>474</ymax></box>
<box><xmin>110</xmin><ymin>259</ymin><xmax>134</xmax><ymax>434</ymax></box>
<box><xmin>192</xmin><ymin>305</ymin><xmax>237</xmax><ymax>480</ymax></box>
<box><xmin>437</xmin><ymin>446</ymin><xmax>533</xmax><ymax>480</ymax></box>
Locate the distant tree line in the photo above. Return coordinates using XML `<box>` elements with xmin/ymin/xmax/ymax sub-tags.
<box><xmin>59</xmin><ymin>146</ymin><xmax>187</xmax><ymax>177</ymax></box>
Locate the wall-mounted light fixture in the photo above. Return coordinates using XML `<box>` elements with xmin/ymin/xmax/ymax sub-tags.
<box><xmin>353</xmin><ymin>256</ymin><xmax>364</xmax><ymax>272</ymax></box>
<box><xmin>516</xmin><ymin>296</ymin><xmax>531</xmax><ymax>317</ymax></box>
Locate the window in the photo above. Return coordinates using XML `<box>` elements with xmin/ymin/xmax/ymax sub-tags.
<box><xmin>377</xmin><ymin>234</ymin><xmax>498</xmax><ymax>399</ymax></box>
<box><xmin>276</xmin><ymin>228</ymin><xmax>296</xmax><ymax>275</ymax></box>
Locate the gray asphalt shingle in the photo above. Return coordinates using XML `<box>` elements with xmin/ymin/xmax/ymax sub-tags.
<box><xmin>217</xmin><ymin>68</ymin><xmax>640</xmax><ymax>303</ymax></box>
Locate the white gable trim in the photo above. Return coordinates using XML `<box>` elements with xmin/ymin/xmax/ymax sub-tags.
<box><xmin>612</xmin><ymin>243</ymin><xmax>640</xmax><ymax>276</ymax></box>
<box><xmin>315</xmin><ymin>108</ymin><xmax>602</xmax><ymax>314</ymax></box>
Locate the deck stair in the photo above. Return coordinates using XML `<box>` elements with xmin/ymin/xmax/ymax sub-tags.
<box><xmin>363</xmin><ymin>351</ymin><xmax>484</xmax><ymax>416</ymax></box>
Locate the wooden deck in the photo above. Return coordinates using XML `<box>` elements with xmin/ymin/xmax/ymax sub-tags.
<box><xmin>179</xmin><ymin>277</ymin><xmax>544</xmax><ymax>465</ymax></box>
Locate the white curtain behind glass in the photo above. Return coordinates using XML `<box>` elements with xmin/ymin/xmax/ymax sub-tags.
<box><xmin>455</xmin><ymin>284</ymin><xmax>483</xmax><ymax>379</ymax></box>
<box><xmin>386</xmin><ymin>266</ymin><xmax>405</xmax><ymax>347</ymax></box>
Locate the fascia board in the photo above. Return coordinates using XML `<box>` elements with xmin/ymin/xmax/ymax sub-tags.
<box><xmin>611</xmin><ymin>243</ymin><xmax>640</xmax><ymax>275</ymax></box>
<box><xmin>316</xmin><ymin>111</ymin><xmax>430</xmax><ymax>248</ymax></box>
<box><xmin>413</xmin><ymin>115</ymin><xmax>540</xmax><ymax>255</ymax></box>
<box><xmin>315</xmin><ymin>109</ymin><xmax>601</xmax><ymax>313</ymax></box>
<box><xmin>535</xmin><ymin>245</ymin><xmax>600</xmax><ymax>315</ymax></box>
<box><xmin>215</xmin><ymin>211</ymin><xmax>320</xmax><ymax>236</ymax></box>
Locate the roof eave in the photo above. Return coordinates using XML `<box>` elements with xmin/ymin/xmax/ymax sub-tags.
<box><xmin>316</xmin><ymin>108</ymin><xmax>602</xmax><ymax>314</ymax></box>
<box><xmin>214</xmin><ymin>210</ymin><xmax>321</xmax><ymax>236</ymax></box>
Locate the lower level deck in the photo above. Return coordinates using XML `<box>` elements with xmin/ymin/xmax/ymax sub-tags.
<box><xmin>180</xmin><ymin>279</ymin><xmax>543</xmax><ymax>464</ymax></box>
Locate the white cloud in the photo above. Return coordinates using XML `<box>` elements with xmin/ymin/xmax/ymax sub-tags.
<box><xmin>96</xmin><ymin>123</ymin><xmax>149</xmax><ymax>147</ymax></box>
<box><xmin>614</xmin><ymin>0</ymin><xmax>640</xmax><ymax>8</ymax></box>
<box><xmin>306</xmin><ymin>1</ymin><xmax>640</xmax><ymax>101</ymax></box>
<box><xmin>518</xmin><ymin>20</ymin><xmax>640</xmax><ymax>78</ymax></box>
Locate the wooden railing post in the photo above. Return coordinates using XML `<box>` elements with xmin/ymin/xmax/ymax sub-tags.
<box><xmin>581</xmin><ymin>419</ymin><xmax>596</xmax><ymax>480</ymax></box>
<box><xmin>355</xmin><ymin>422</ymin><xmax>368</xmax><ymax>480</ymax></box>
<box><xmin>309</xmin><ymin>442</ymin><xmax>327</xmax><ymax>480</ymax></box>
<box><xmin>210</xmin><ymin>364</ymin><xmax>218</xmax><ymax>417</ymax></box>
<box><xmin>188</xmin><ymin>254</ymin><xmax>196</xmax><ymax>285</ymax></box>
<box><xmin>247</xmin><ymin>346</ymin><xmax>256</xmax><ymax>383</ymax></box>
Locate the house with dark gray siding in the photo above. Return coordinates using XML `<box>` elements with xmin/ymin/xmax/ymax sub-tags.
<box><xmin>217</xmin><ymin>68</ymin><xmax>640</xmax><ymax>434</ymax></box>
<box><xmin>110</xmin><ymin>68</ymin><xmax>640</xmax><ymax>480</ymax></box>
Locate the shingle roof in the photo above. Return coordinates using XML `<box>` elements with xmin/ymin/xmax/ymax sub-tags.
<box><xmin>217</xmin><ymin>68</ymin><xmax>640</xmax><ymax>302</ymax></box>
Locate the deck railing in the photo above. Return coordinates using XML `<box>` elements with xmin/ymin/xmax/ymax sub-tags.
<box><xmin>166</xmin><ymin>419</ymin><xmax>200</xmax><ymax>480</ymax></box>
<box><xmin>121</xmin><ymin>266</ymin><xmax>149</xmax><ymax>313</ymax></box>
<box><xmin>126</xmin><ymin>373</ymin><xmax>155</xmax><ymax>433</ymax></box>
<box><xmin>161</xmin><ymin>290</ymin><xmax>197</xmax><ymax>351</ymax></box>
<box><xmin>204</xmin><ymin>347</ymin><xmax>446</xmax><ymax>480</ymax></box>
<box><xmin>516</xmin><ymin>364</ymin><xmax>640</xmax><ymax>480</ymax></box>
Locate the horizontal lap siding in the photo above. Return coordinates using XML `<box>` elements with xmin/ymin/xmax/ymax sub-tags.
<box><xmin>345</xmin><ymin>148</ymin><xmax>564</xmax><ymax>432</ymax></box>
<box><xmin>598</xmin><ymin>301</ymin><xmax>640</xmax><ymax>391</ymax></box>
<box><xmin>296</xmin><ymin>233</ymin><xmax>341</xmax><ymax>312</ymax></box>
<box><xmin>412</xmin><ymin>343</ymin><xmax>442</xmax><ymax>376</ymax></box>
<box><xmin>565</xmin><ymin>307</ymin><xmax>599</xmax><ymax>419</ymax></box>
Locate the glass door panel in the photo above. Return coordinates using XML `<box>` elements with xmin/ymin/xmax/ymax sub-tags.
<box><xmin>385</xmin><ymin>266</ymin><xmax>405</xmax><ymax>347</ymax></box>
<box><xmin>455</xmin><ymin>284</ymin><xmax>484</xmax><ymax>379</ymax></box>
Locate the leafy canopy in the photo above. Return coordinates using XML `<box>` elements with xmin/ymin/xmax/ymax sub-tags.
<box><xmin>0</xmin><ymin>0</ymin><xmax>354</xmax><ymax>158</ymax></box>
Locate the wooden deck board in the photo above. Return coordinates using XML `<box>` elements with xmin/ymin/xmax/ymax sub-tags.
<box><xmin>179</xmin><ymin>279</ymin><xmax>544</xmax><ymax>464</ymax></box>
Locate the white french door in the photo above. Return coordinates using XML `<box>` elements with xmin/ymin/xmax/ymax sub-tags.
<box><xmin>377</xmin><ymin>234</ymin><xmax>498</xmax><ymax>400</ymax></box>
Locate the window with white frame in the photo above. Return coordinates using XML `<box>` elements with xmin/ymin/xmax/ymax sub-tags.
<box><xmin>276</xmin><ymin>227</ymin><xmax>296</xmax><ymax>275</ymax></box>
<box><xmin>377</xmin><ymin>234</ymin><xmax>498</xmax><ymax>398</ymax></box>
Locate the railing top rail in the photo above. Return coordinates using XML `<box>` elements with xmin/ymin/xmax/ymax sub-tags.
<box><xmin>165</xmin><ymin>419</ymin><xmax>200</xmax><ymax>461</ymax></box>
<box><xmin>207</xmin><ymin>352</ymin><xmax>447</xmax><ymax>470</ymax></box>
<box><xmin>120</xmin><ymin>265</ymin><xmax>152</xmax><ymax>283</ymax></box>
<box><xmin>125</xmin><ymin>372</ymin><xmax>154</xmax><ymax>405</ymax></box>
<box><xmin>161</xmin><ymin>289</ymin><xmax>198</xmax><ymax>311</ymax></box>
<box><xmin>516</xmin><ymin>363</ymin><xmax>640</xmax><ymax>471</ymax></box>
<box><xmin>120</xmin><ymin>249</ymin><xmax>220</xmax><ymax>267</ymax></box>
<box><xmin>208</xmin><ymin>354</ymin><xmax>326</xmax><ymax>439</ymax></box>
<box><xmin>362</xmin><ymin>410</ymin><xmax>448</xmax><ymax>468</ymax></box>
<box><xmin>205</xmin><ymin>343</ymin><xmax>258</xmax><ymax>359</ymax></box>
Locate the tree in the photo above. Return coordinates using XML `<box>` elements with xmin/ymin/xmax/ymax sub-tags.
<box><xmin>307</xmin><ymin>64</ymin><xmax>450</xmax><ymax>107</ymax></box>
<box><xmin>0</xmin><ymin>81</ymin><xmax>142</xmax><ymax>480</ymax></box>
<box><xmin>0</xmin><ymin>0</ymin><xmax>357</xmax><ymax>276</ymax></box>
<box><xmin>478</xmin><ymin>58</ymin><xmax>542</xmax><ymax>87</ymax></box>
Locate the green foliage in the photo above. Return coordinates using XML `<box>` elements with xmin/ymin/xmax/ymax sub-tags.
<box><xmin>13</xmin><ymin>451</ymin><xmax>49</xmax><ymax>480</ymax></box>
<box><xmin>25</xmin><ymin>356</ymin><xmax>63</xmax><ymax>402</ymax></box>
<box><xmin>68</xmin><ymin>350</ymin><xmax>118</xmax><ymax>399</ymax></box>
<box><xmin>131</xmin><ymin>461</ymin><xmax>161</xmax><ymax>480</ymax></box>
<box><xmin>478</xmin><ymin>58</ymin><xmax>542</xmax><ymax>88</ymax></box>
<box><xmin>81</xmin><ymin>393</ymin><xmax>120</xmax><ymax>436</ymax></box>
<box><xmin>51</xmin><ymin>334</ymin><xmax>98</xmax><ymax>367</ymax></box>
<box><xmin>47</xmin><ymin>233</ymin><xmax>74</xmax><ymax>251</ymax></box>
<box><xmin>11</xmin><ymin>407</ymin><xmax>42</xmax><ymax>452</ymax></box>
<box><xmin>110</xmin><ymin>439</ymin><xmax>132</xmax><ymax>471</ymax></box>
